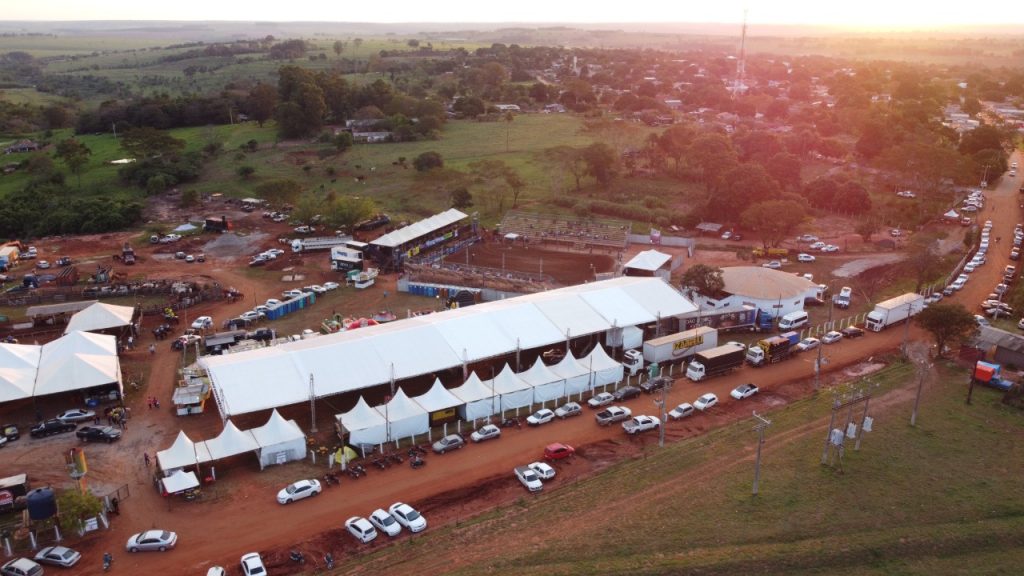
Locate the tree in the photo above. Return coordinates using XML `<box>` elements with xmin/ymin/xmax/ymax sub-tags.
<box><xmin>413</xmin><ymin>151</ymin><xmax>444</xmax><ymax>172</ymax></box>
<box><xmin>833</xmin><ymin>180</ymin><xmax>872</xmax><ymax>214</ymax></box>
<box><xmin>547</xmin><ymin>146</ymin><xmax>586</xmax><ymax>192</ymax></box>
<box><xmin>855</xmin><ymin>120</ymin><xmax>889</xmax><ymax>159</ymax></box>
<box><xmin>855</xmin><ymin>218</ymin><xmax>880</xmax><ymax>243</ymax></box>
<box><xmin>57</xmin><ymin>488</ymin><xmax>104</xmax><ymax>534</ymax></box>
<box><xmin>765</xmin><ymin>152</ymin><xmax>802</xmax><ymax>192</ymax></box>
<box><xmin>332</xmin><ymin>40</ymin><xmax>346</xmax><ymax>58</ymax></box>
<box><xmin>689</xmin><ymin>133</ymin><xmax>738</xmax><ymax>193</ymax></box>
<box><xmin>680</xmin><ymin>264</ymin><xmax>725</xmax><ymax>298</ymax></box>
<box><xmin>581</xmin><ymin>142</ymin><xmax>618</xmax><ymax>189</ymax></box>
<box><xmin>504</xmin><ymin>169</ymin><xmax>526</xmax><ymax>208</ymax></box>
<box><xmin>451</xmin><ymin>187</ymin><xmax>473</xmax><ymax>209</ymax></box>
<box><xmin>915</xmin><ymin>303</ymin><xmax>977</xmax><ymax>357</ymax></box>
<box><xmin>120</xmin><ymin>127</ymin><xmax>186</xmax><ymax>160</ymax></box>
<box><xmin>710</xmin><ymin>164</ymin><xmax>782</xmax><ymax>220</ymax></box>
<box><xmin>353</xmin><ymin>38</ymin><xmax>363</xmax><ymax>57</ymax></box>
<box><xmin>326</xmin><ymin>196</ymin><xmax>374</xmax><ymax>232</ymax></box>
<box><xmin>741</xmin><ymin>200</ymin><xmax>807</xmax><ymax>248</ymax></box>
<box><xmin>504</xmin><ymin>111</ymin><xmax>514</xmax><ymax>153</ymax></box>
<box><xmin>334</xmin><ymin>132</ymin><xmax>353</xmax><ymax>153</ymax></box>
<box><xmin>657</xmin><ymin>124</ymin><xmax>695</xmax><ymax>176</ymax></box>
<box><xmin>54</xmin><ymin>138</ymin><xmax>91</xmax><ymax>190</ymax></box>
<box><xmin>246</xmin><ymin>83</ymin><xmax>277</xmax><ymax>127</ymax></box>
<box><xmin>255</xmin><ymin>179</ymin><xmax>303</xmax><ymax>206</ymax></box>
<box><xmin>236</xmin><ymin>165</ymin><xmax>256</xmax><ymax>179</ymax></box>
<box><xmin>905</xmin><ymin>235</ymin><xmax>941</xmax><ymax>292</ymax></box>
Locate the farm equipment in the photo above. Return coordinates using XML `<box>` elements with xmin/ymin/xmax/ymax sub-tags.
<box><xmin>121</xmin><ymin>243</ymin><xmax>136</xmax><ymax>265</ymax></box>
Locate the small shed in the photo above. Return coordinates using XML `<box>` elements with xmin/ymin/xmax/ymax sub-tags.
<box><xmin>623</xmin><ymin>249</ymin><xmax>673</xmax><ymax>281</ymax></box>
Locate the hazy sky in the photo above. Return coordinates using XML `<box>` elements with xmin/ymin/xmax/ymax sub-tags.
<box><xmin>4</xmin><ymin>0</ymin><xmax>1022</xmax><ymax>29</ymax></box>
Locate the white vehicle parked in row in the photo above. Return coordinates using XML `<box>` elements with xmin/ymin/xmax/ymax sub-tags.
<box><xmin>369</xmin><ymin>508</ymin><xmax>402</xmax><ymax>537</ymax></box>
<box><xmin>388</xmin><ymin>502</ymin><xmax>427</xmax><ymax>532</ymax></box>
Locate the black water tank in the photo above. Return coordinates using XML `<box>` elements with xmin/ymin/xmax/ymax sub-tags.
<box><xmin>26</xmin><ymin>487</ymin><xmax>57</xmax><ymax>520</ymax></box>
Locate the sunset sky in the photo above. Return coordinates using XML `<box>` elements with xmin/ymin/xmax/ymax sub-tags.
<box><xmin>3</xmin><ymin>0</ymin><xmax>1022</xmax><ymax>29</ymax></box>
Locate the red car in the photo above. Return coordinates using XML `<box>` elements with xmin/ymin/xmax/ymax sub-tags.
<box><xmin>544</xmin><ymin>443</ymin><xmax>575</xmax><ymax>461</ymax></box>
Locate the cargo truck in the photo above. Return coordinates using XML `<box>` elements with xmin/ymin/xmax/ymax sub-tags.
<box><xmin>623</xmin><ymin>326</ymin><xmax>718</xmax><ymax>376</ymax></box>
<box><xmin>685</xmin><ymin>343</ymin><xmax>747</xmax><ymax>382</ymax></box>
<box><xmin>864</xmin><ymin>293</ymin><xmax>925</xmax><ymax>332</ymax></box>
<box><xmin>291</xmin><ymin>236</ymin><xmax>353</xmax><ymax>253</ymax></box>
<box><xmin>676</xmin><ymin>305</ymin><xmax>775</xmax><ymax>333</ymax></box>
<box><xmin>746</xmin><ymin>331</ymin><xmax>800</xmax><ymax>367</ymax></box>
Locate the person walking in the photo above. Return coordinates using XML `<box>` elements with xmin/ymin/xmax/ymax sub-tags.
<box><xmin>143</xmin><ymin>452</ymin><xmax>150</xmax><ymax>467</ymax></box>
<box><xmin>149</xmin><ymin>344</ymin><xmax>156</xmax><ymax>355</ymax></box>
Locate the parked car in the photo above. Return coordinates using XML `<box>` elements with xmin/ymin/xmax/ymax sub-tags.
<box><xmin>668</xmin><ymin>403</ymin><xmax>695</xmax><ymax>420</ymax></box>
<box><xmin>345</xmin><ymin>516</ymin><xmax>378</xmax><ymax>543</ymax></box>
<box><xmin>514</xmin><ymin>465</ymin><xmax>543</xmax><ymax>492</ymax></box>
<box><xmin>821</xmin><ymin>244</ymin><xmax>840</xmax><ymax>252</ymax></box>
<box><xmin>240</xmin><ymin>552</ymin><xmax>266</xmax><ymax>576</ymax></box>
<box><xmin>730</xmin><ymin>383</ymin><xmax>759</xmax><ymax>400</ymax></box>
<box><xmin>761</xmin><ymin>260</ymin><xmax>782</xmax><ymax>270</ymax></box>
<box><xmin>587</xmin><ymin>392</ymin><xmax>614</xmax><ymax>408</ymax></box>
<box><xmin>323</xmin><ymin>281</ymin><xmax>340</xmax><ymax>291</ymax></box>
<box><xmin>191</xmin><ymin>316</ymin><xmax>213</xmax><ymax>330</ymax></box>
<box><xmin>526</xmin><ymin>409</ymin><xmax>556</xmax><ymax>426</ymax></box>
<box><xmin>388</xmin><ymin>502</ymin><xmax>427</xmax><ymax>532</ymax></box>
<box><xmin>276</xmin><ymin>479</ymin><xmax>322</xmax><ymax>504</ymax></box>
<box><xmin>975</xmin><ymin>315</ymin><xmax>991</xmax><ymax>327</ymax></box>
<box><xmin>76</xmin><ymin>426</ymin><xmax>122</xmax><ymax>443</ymax></box>
<box><xmin>796</xmin><ymin>337</ymin><xmax>820</xmax><ymax>352</ymax></box>
<box><xmin>35</xmin><ymin>260</ymin><xmax>50</xmax><ymax>270</ymax></box>
<box><xmin>264</xmin><ymin>299</ymin><xmax>283</xmax><ymax>308</ymax></box>
<box><xmin>595</xmin><ymin>406</ymin><xmax>632</xmax><ymax>426</ymax></box>
<box><xmin>809</xmin><ymin>241</ymin><xmax>826</xmax><ymax>250</ymax></box>
<box><xmin>840</xmin><ymin>326</ymin><xmax>865</xmax><ymax>339</ymax></box>
<box><xmin>125</xmin><ymin>530</ymin><xmax>178</xmax><ymax>552</ymax></box>
<box><xmin>821</xmin><ymin>331</ymin><xmax>843</xmax><ymax>344</ymax></box>
<box><xmin>55</xmin><ymin>408</ymin><xmax>96</xmax><ymax>423</ymax></box>
<box><xmin>30</xmin><ymin>419</ymin><xmax>76</xmax><ymax>438</ymax></box>
<box><xmin>306</xmin><ymin>284</ymin><xmax>327</xmax><ymax>294</ymax></box>
<box><xmin>720</xmin><ymin>230</ymin><xmax>732</xmax><ymax>240</ymax></box>
<box><xmin>543</xmin><ymin>442</ymin><xmax>575</xmax><ymax>461</ymax></box>
<box><xmin>432</xmin><ymin>433</ymin><xmax>465</xmax><ymax>454</ymax></box>
<box><xmin>470</xmin><ymin>424</ymin><xmax>501</xmax><ymax>443</ymax></box>
<box><xmin>797</xmin><ymin>253</ymin><xmax>816</xmax><ymax>263</ymax></box>
<box><xmin>640</xmin><ymin>375</ymin><xmax>671</xmax><ymax>394</ymax></box>
<box><xmin>554</xmin><ymin>402</ymin><xmax>582</xmax><ymax>419</ymax></box>
<box><xmin>799</xmin><ymin>234</ymin><xmax>820</xmax><ymax>243</ymax></box>
<box><xmin>528</xmin><ymin>461</ymin><xmax>556</xmax><ymax>480</ymax></box>
<box><xmin>369</xmin><ymin>508</ymin><xmax>402</xmax><ymax>537</ymax></box>
<box><xmin>613</xmin><ymin>386</ymin><xmax>641</xmax><ymax>402</ymax></box>
<box><xmin>623</xmin><ymin>415</ymin><xmax>661</xmax><ymax>435</ymax></box>
<box><xmin>294</xmin><ymin>225</ymin><xmax>315</xmax><ymax>234</ymax></box>
<box><xmin>33</xmin><ymin>545</ymin><xmax>81</xmax><ymax>568</ymax></box>
<box><xmin>2</xmin><ymin>424</ymin><xmax>19</xmax><ymax>441</ymax></box>
<box><xmin>694</xmin><ymin>393</ymin><xmax>718</xmax><ymax>411</ymax></box>
<box><xmin>0</xmin><ymin>558</ymin><xmax>43</xmax><ymax>576</ymax></box>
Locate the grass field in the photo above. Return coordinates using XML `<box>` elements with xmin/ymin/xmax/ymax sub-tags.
<box><xmin>351</xmin><ymin>359</ymin><xmax>1024</xmax><ymax>575</ymax></box>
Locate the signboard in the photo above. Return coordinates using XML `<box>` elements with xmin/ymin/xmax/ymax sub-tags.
<box><xmin>429</xmin><ymin>407</ymin><xmax>457</xmax><ymax>426</ymax></box>
<box><xmin>672</xmin><ymin>335</ymin><xmax>703</xmax><ymax>353</ymax></box>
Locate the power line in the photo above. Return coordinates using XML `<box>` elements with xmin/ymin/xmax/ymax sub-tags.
<box><xmin>751</xmin><ymin>411</ymin><xmax>771</xmax><ymax>496</ymax></box>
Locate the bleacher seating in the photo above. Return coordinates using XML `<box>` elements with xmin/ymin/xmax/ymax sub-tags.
<box><xmin>498</xmin><ymin>211</ymin><xmax>630</xmax><ymax>249</ymax></box>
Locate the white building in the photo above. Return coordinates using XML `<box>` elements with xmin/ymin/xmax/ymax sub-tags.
<box><xmin>689</xmin><ymin>266</ymin><xmax>821</xmax><ymax>319</ymax></box>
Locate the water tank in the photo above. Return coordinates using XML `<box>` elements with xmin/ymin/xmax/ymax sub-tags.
<box><xmin>26</xmin><ymin>487</ymin><xmax>57</xmax><ymax>521</ymax></box>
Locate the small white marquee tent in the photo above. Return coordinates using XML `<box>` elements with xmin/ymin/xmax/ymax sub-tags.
<box><xmin>336</xmin><ymin>397</ymin><xmax>388</xmax><ymax>446</ymax></box>
<box><xmin>376</xmin><ymin>388</ymin><xmax>429</xmax><ymax>441</ymax></box>
<box><xmin>518</xmin><ymin>357</ymin><xmax>565</xmax><ymax>403</ymax></box>
<box><xmin>413</xmin><ymin>378</ymin><xmax>462</xmax><ymax>415</ymax></box>
<box><xmin>160</xmin><ymin>469</ymin><xmax>199</xmax><ymax>494</ymax></box>
<box><xmin>200</xmin><ymin>420</ymin><xmax>259</xmax><ymax>461</ymax></box>
<box><xmin>488</xmin><ymin>363</ymin><xmax>533</xmax><ymax>411</ymax></box>
<box><xmin>250</xmin><ymin>410</ymin><xmax>306</xmax><ymax>469</ymax></box>
<box><xmin>451</xmin><ymin>372</ymin><xmax>497</xmax><ymax>420</ymax></box>
<box><xmin>63</xmin><ymin>302</ymin><xmax>135</xmax><ymax>335</ymax></box>
<box><xmin>549</xmin><ymin>352</ymin><xmax>592</xmax><ymax>396</ymax></box>
<box><xmin>584</xmin><ymin>345</ymin><xmax>625</xmax><ymax>387</ymax></box>
<box><xmin>157</xmin><ymin>431</ymin><xmax>199</xmax><ymax>472</ymax></box>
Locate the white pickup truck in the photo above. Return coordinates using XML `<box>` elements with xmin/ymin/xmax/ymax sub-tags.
<box><xmin>622</xmin><ymin>415</ymin><xmax>661</xmax><ymax>435</ymax></box>
<box><xmin>594</xmin><ymin>406</ymin><xmax>632</xmax><ymax>427</ymax></box>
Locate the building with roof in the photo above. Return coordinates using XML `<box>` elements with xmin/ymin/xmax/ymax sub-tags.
<box><xmin>63</xmin><ymin>302</ymin><xmax>137</xmax><ymax>337</ymax></box>
<box><xmin>367</xmin><ymin>208</ymin><xmax>469</xmax><ymax>271</ymax></box>
<box><xmin>0</xmin><ymin>331</ymin><xmax>122</xmax><ymax>405</ymax></box>
<box><xmin>623</xmin><ymin>249</ymin><xmax>674</xmax><ymax>281</ymax></box>
<box><xmin>690</xmin><ymin>266</ymin><xmax>822</xmax><ymax>319</ymax></box>
<box><xmin>975</xmin><ymin>326</ymin><xmax>1024</xmax><ymax>368</ymax></box>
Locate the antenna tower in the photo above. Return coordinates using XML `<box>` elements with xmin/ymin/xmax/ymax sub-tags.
<box><xmin>733</xmin><ymin>9</ymin><xmax>748</xmax><ymax>98</ymax></box>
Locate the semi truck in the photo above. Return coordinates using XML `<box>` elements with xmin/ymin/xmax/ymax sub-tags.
<box><xmin>685</xmin><ymin>343</ymin><xmax>747</xmax><ymax>382</ymax></box>
<box><xmin>330</xmin><ymin>241</ymin><xmax>367</xmax><ymax>271</ymax></box>
<box><xmin>746</xmin><ymin>331</ymin><xmax>800</xmax><ymax>367</ymax></box>
<box><xmin>864</xmin><ymin>293</ymin><xmax>925</xmax><ymax>332</ymax></box>
<box><xmin>676</xmin><ymin>305</ymin><xmax>775</xmax><ymax>333</ymax></box>
<box><xmin>623</xmin><ymin>326</ymin><xmax>718</xmax><ymax>376</ymax></box>
<box><xmin>291</xmin><ymin>235</ymin><xmax>352</xmax><ymax>253</ymax></box>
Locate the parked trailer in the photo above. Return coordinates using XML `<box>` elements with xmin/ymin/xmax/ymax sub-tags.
<box><xmin>685</xmin><ymin>343</ymin><xmax>746</xmax><ymax>382</ymax></box>
<box><xmin>746</xmin><ymin>331</ymin><xmax>800</xmax><ymax>367</ymax></box>
<box><xmin>864</xmin><ymin>293</ymin><xmax>925</xmax><ymax>332</ymax></box>
<box><xmin>676</xmin><ymin>305</ymin><xmax>775</xmax><ymax>333</ymax></box>
<box><xmin>623</xmin><ymin>326</ymin><xmax>718</xmax><ymax>376</ymax></box>
<box><xmin>291</xmin><ymin>236</ymin><xmax>353</xmax><ymax>253</ymax></box>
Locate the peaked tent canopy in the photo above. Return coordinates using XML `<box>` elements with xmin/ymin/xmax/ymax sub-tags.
<box><xmin>250</xmin><ymin>409</ymin><xmax>306</xmax><ymax>469</ymax></box>
<box><xmin>0</xmin><ymin>343</ymin><xmax>40</xmax><ymax>403</ymax></box>
<box><xmin>35</xmin><ymin>331</ymin><xmax>120</xmax><ymax>398</ymax></box>
<box><xmin>161</xmin><ymin>469</ymin><xmax>199</xmax><ymax>494</ymax></box>
<box><xmin>63</xmin><ymin>302</ymin><xmax>135</xmax><ymax>335</ymax></box>
<box><xmin>624</xmin><ymin>249</ymin><xmax>671</xmax><ymax>271</ymax></box>
<box><xmin>336</xmin><ymin>397</ymin><xmax>388</xmax><ymax>446</ymax></box>
<box><xmin>413</xmin><ymin>378</ymin><xmax>462</xmax><ymax>413</ymax></box>
<box><xmin>376</xmin><ymin>388</ymin><xmax>429</xmax><ymax>441</ymax></box>
<box><xmin>549</xmin><ymin>352</ymin><xmax>592</xmax><ymax>396</ymax></box>
<box><xmin>200</xmin><ymin>420</ymin><xmax>259</xmax><ymax>461</ymax></box>
<box><xmin>451</xmin><ymin>371</ymin><xmax>497</xmax><ymax>420</ymax></box>
<box><xmin>584</xmin><ymin>345</ymin><xmax>625</xmax><ymax>387</ymax></box>
<box><xmin>157</xmin><ymin>431</ymin><xmax>199</xmax><ymax>472</ymax></box>
<box><xmin>488</xmin><ymin>363</ymin><xmax>533</xmax><ymax>411</ymax></box>
<box><xmin>518</xmin><ymin>357</ymin><xmax>565</xmax><ymax>403</ymax></box>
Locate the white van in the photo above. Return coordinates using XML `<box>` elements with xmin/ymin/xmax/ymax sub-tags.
<box><xmin>778</xmin><ymin>311</ymin><xmax>809</xmax><ymax>331</ymax></box>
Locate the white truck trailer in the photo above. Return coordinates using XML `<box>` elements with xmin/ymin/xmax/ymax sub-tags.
<box><xmin>864</xmin><ymin>293</ymin><xmax>925</xmax><ymax>332</ymax></box>
<box><xmin>622</xmin><ymin>326</ymin><xmax>718</xmax><ymax>376</ymax></box>
<box><xmin>291</xmin><ymin>236</ymin><xmax>352</xmax><ymax>253</ymax></box>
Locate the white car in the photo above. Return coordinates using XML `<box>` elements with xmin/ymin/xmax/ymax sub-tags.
<box><xmin>470</xmin><ymin>424</ymin><xmax>501</xmax><ymax>443</ymax></box>
<box><xmin>809</xmin><ymin>241</ymin><xmax>826</xmax><ymax>250</ymax></box>
<box><xmin>265</xmin><ymin>298</ymin><xmax>283</xmax><ymax>308</ymax></box>
<box><xmin>264</xmin><ymin>248</ymin><xmax>285</xmax><ymax>257</ymax></box>
<box><xmin>668</xmin><ymin>403</ymin><xmax>695</xmax><ymax>420</ymax></box>
<box><xmin>964</xmin><ymin>263</ymin><xmax>978</xmax><ymax>273</ymax></box>
<box><xmin>239</xmin><ymin>311</ymin><xmax>262</xmax><ymax>322</ymax></box>
<box><xmin>323</xmin><ymin>281</ymin><xmax>340</xmax><ymax>291</ymax></box>
<box><xmin>694</xmin><ymin>393</ymin><xmax>718</xmax><ymax>411</ymax></box>
<box><xmin>2</xmin><ymin>559</ymin><xmax>44</xmax><ymax>576</ymax></box>
<box><xmin>796</xmin><ymin>337</ymin><xmax>820</xmax><ymax>352</ymax></box>
<box><xmin>526</xmin><ymin>409</ymin><xmax>556</xmax><ymax>426</ymax></box>
<box><xmin>797</xmin><ymin>253</ymin><xmax>816</xmax><ymax>263</ymax></box>
<box><xmin>306</xmin><ymin>284</ymin><xmax>327</xmax><ymax>294</ymax></box>
<box><xmin>975</xmin><ymin>315</ymin><xmax>990</xmax><ymax>327</ymax></box>
<box><xmin>821</xmin><ymin>331</ymin><xmax>843</xmax><ymax>344</ymax></box>
<box><xmin>514</xmin><ymin>465</ymin><xmax>543</xmax><ymax>492</ymax></box>
<box><xmin>587</xmin><ymin>392</ymin><xmax>614</xmax><ymax>408</ymax></box>
<box><xmin>554</xmin><ymin>402</ymin><xmax>582</xmax><ymax>419</ymax></box>
<box><xmin>528</xmin><ymin>461</ymin><xmax>556</xmax><ymax>480</ymax></box>
<box><xmin>191</xmin><ymin>316</ymin><xmax>213</xmax><ymax>330</ymax></box>
<box><xmin>276</xmin><ymin>479</ymin><xmax>322</xmax><ymax>504</ymax></box>
<box><xmin>721</xmin><ymin>231</ymin><xmax>732</xmax><ymax>240</ymax></box>
<box><xmin>125</xmin><ymin>530</ymin><xmax>177</xmax><ymax>552</ymax></box>
<box><xmin>761</xmin><ymin>260</ymin><xmax>782</xmax><ymax>270</ymax></box>
<box><xmin>730</xmin><ymin>383</ymin><xmax>759</xmax><ymax>400</ymax></box>
<box><xmin>345</xmin><ymin>516</ymin><xmax>378</xmax><ymax>544</ymax></box>
<box><xmin>33</xmin><ymin>545</ymin><xmax>81</xmax><ymax>568</ymax></box>
<box><xmin>36</xmin><ymin>260</ymin><xmax>50</xmax><ymax>269</ymax></box>
<box><xmin>240</xmin><ymin>552</ymin><xmax>266</xmax><ymax>576</ymax></box>
<box><xmin>282</xmin><ymin>289</ymin><xmax>305</xmax><ymax>299</ymax></box>
<box><xmin>369</xmin><ymin>508</ymin><xmax>402</xmax><ymax>537</ymax></box>
<box><xmin>389</xmin><ymin>502</ymin><xmax>427</xmax><ymax>533</ymax></box>
<box><xmin>799</xmin><ymin>234</ymin><xmax>819</xmax><ymax>243</ymax></box>
<box><xmin>821</xmin><ymin>244</ymin><xmax>839</xmax><ymax>252</ymax></box>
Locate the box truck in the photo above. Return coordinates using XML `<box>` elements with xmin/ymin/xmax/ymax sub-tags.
<box><xmin>685</xmin><ymin>343</ymin><xmax>747</xmax><ymax>382</ymax></box>
<box><xmin>676</xmin><ymin>305</ymin><xmax>775</xmax><ymax>333</ymax></box>
<box><xmin>746</xmin><ymin>331</ymin><xmax>800</xmax><ymax>366</ymax></box>
<box><xmin>291</xmin><ymin>236</ymin><xmax>352</xmax><ymax>253</ymax></box>
<box><xmin>622</xmin><ymin>326</ymin><xmax>719</xmax><ymax>376</ymax></box>
<box><xmin>864</xmin><ymin>293</ymin><xmax>925</xmax><ymax>332</ymax></box>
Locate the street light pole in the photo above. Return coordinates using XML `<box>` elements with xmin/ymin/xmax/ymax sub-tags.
<box><xmin>910</xmin><ymin>361</ymin><xmax>931</xmax><ymax>427</ymax></box>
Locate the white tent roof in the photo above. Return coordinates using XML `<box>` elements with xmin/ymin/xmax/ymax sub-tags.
<box><xmin>488</xmin><ymin>364</ymin><xmax>531</xmax><ymax>395</ymax></box>
<box><xmin>624</xmin><ymin>249</ymin><xmax>671</xmax><ymax>271</ymax></box>
<box><xmin>371</xmin><ymin>208</ymin><xmax>467</xmax><ymax>249</ymax></box>
<box><xmin>202</xmin><ymin>277</ymin><xmax>695</xmax><ymax>417</ymax></box>
<box><xmin>157</xmin><ymin>431</ymin><xmax>199</xmax><ymax>471</ymax></box>
<box><xmin>944</xmin><ymin>209</ymin><xmax>960</xmax><ymax>218</ymax></box>
<box><xmin>35</xmin><ymin>331</ymin><xmax>119</xmax><ymax>397</ymax></box>
<box><xmin>584</xmin><ymin>344</ymin><xmax>622</xmax><ymax>372</ymax></box>
<box><xmin>201</xmin><ymin>420</ymin><xmax>259</xmax><ymax>461</ymax></box>
<box><xmin>549</xmin><ymin>352</ymin><xmax>589</xmax><ymax>380</ymax></box>
<box><xmin>518</xmin><ymin>357</ymin><xmax>562</xmax><ymax>387</ymax></box>
<box><xmin>450</xmin><ymin>372</ymin><xmax>493</xmax><ymax>403</ymax></box>
<box><xmin>250</xmin><ymin>409</ymin><xmax>305</xmax><ymax>447</ymax></box>
<box><xmin>413</xmin><ymin>378</ymin><xmax>462</xmax><ymax>412</ymax></box>
<box><xmin>161</xmin><ymin>469</ymin><xmax>199</xmax><ymax>494</ymax></box>
<box><xmin>63</xmin><ymin>302</ymin><xmax>134</xmax><ymax>335</ymax></box>
<box><xmin>0</xmin><ymin>343</ymin><xmax>40</xmax><ymax>403</ymax></box>
<box><xmin>375</xmin><ymin>388</ymin><xmax>426</xmax><ymax>421</ymax></box>
<box><xmin>337</xmin><ymin>397</ymin><xmax>387</xmax><ymax>434</ymax></box>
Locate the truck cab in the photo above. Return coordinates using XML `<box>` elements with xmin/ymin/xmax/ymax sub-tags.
<box><xmin>622</xmin><ymin>349</ymin><xmax>644</xmax><ymax>376</ymax></box>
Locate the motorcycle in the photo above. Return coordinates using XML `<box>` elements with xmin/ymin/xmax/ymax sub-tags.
<box><xmin>183</xmin><ymin>488</ymin><xmax>201</xmax><ymax>502</ymax></box>
<box><xmin>501</xmin><ymin>417</ymin><xmax>522</xmax><ymax>429</ymax></box>
<box><xmin>371</xmin><ymin>456</ymin><xmax>389</xmax><ymax>470</ymax></box>
<box><xmin>410</xmin><ymin>455</ymin><xmax>426</xmax><ymax>469</ymax></box>
<box><xmin>386</xmin><ymin>452</ymin><xmax>404</xmax><ymax>465</ymax></box>
<box><xmin>289</xmin><ymin>550</ymin><xmax>305</xmax><ymax>564</ymax></box>
<box><xmin>324</xmin><ymin>553</ymin><xmax>335</xmax><ymax>570</ymax></box>
<box><xmin>103</xmin><ymin>553</ymin><xmax>112</xmax><ymax>571</ymax></box>
<box><xmin>323</xmin><ymin>471</ymin><xmax>340</xmax><ymax>486</ymax></box>
<box><xmin>408</xmin><ymin>445</ymin><xmax>426</xmax><ymax>458</ymax></box>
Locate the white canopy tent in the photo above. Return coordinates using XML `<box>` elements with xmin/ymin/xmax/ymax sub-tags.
<box><xmin>337</xmin><ymin>397</ymin><xmax>388</xmax><ymax>446</ymax></box>
<box><xmin>376</xmin><ymin>388</ymin><xmax>429</xmax><ymax>441</ymax></box>
<box><xmin>488</xmin><ymin>364</ymin><xmax>533</xmax><ymax>411</ymax></box>
<box><xmin>549</xmin><ymin>352</ymin><xmax>592</xmax><ymax>396</ymax></box>
<box><xmin>157</xmin><ymin>431</ymin><xmax>199</xmax><ymax>472</ymax></box>
<box><xmin>584</xmin><ymin>345</ymin><xmax>625</xmax><ymax>387</ymax></box>
<box><xmin>0</xmin><ymin>344</ymin><xmax>40</xmax><ymax>403</ymax></box>
<box><xmin>624</xmin><ymin>249</ymin><xmax>671</xmax><ymax>272</ymax></box>
<box><xmin>63</xmin><ymin>302</ymin><xmax>135</xmax><ymax>335</ymax></box>
<box><xmin>518</xmin><ymin>357</ymin><xmax>565</xmax><ymax>403</ymax></box>
<box><xmin>451</xmin><ymin>372</ymin><xmax>497</xmax><ymax>420</ymax></box>
<box><xmin>35</xmin><ymin>331</ymin><xmax>121</xmax><ymax>398</ymax></box>
<box><xmin>160</xmin><ymin>469</ymin><xmax>199</xmax><ymax>494</ymax></box>
<box><xmin>250</xmin><ymin>410</ymin><xmax>306</xmax><ymax>469</ymax></box>
<box><xmin>199</xmin><ymin>420</ymin><xmax>259</xmax><ymax>461</ymax></box>
<box><xmin>413</xmin><ymin>378</ymin><xmax>462</xmax><ymax>414</ymax></box>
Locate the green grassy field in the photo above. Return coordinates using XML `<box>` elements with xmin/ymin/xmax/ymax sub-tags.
<box><xmin>349</xmin><ymin>360</ymin><xmax>1024</xmax><ymax>575</ymax></box>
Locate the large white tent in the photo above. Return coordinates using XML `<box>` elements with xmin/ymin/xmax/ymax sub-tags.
<box><xmin>63</xmin><ymin>302</ymin><xmax>135</xmax><ymax>335</ymax></box>
<box><xmin>518</xmin><ymin>357</ymin><xmax>565</xmax><ymax>403</ymax></box>
<box><xmin>201</xmin><ymin>277</ymin><xmax>696</xmax><ymax>418</ymax></box>
<box><xmin>550</xmin><ymin>352</ymin><xmax>592</xmax><ymax>396</ymax></box>
<box><xmin>35</xmin><ymin>331</ymin><xmax>120</xmax><ymax>397</ymax></box>
<box><xmin>337</xmin><ymin>397</ymin><xmax>388</xmax><ymax>446</ymax></box>
<box><xmin>451</xmin><ymin>372</ymin><xmax>497</xmax><ymax>420</ymax></box>
<box><xmin>0</xmin><ymin>344</ymin><xmax>40</xmax><ymax>403</ymax></box>
<box><xmin>249</xmin><ymin>410</ymin><xmax>306</xmax><ymax>469</ymax></box>
<box><xmin>584</xmin><ymin>345</ymin><xmax>625</xmax><ymax>387</ymax></box>
<box><xmin>488</xmin><ymin>364</ymin><xmax>533</xmax><ymax>411</ymax></box>
<box><xmin>199</xmin><ymin>420</ymin><xmax>259</xmax><ymax>461</ymax></box>
<box><xmin>157</xmin><ymin>431</ymin><xmax>200</xmax><ymax>472</ymax></box>
<box><xmin>413</xmin><ymin>378</ymin><xmax>462</xmax><ymax>415</ymax></box>
<box><xmin>376</xmin><ymin>388</ymin><xmax>429</xmax><ymax>441</ymax></box>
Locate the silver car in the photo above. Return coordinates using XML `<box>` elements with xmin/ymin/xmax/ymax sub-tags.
<box><xmin>125</xmin><ymin>530</ymin><xmax>178</xmax><ymax>552</ymax></box>
<box><xmin>432</xmin><ymin>434</ymin><xmax>465</xmax><ymax>454</ymax></box>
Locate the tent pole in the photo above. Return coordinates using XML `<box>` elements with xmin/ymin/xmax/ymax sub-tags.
<box><xmin>308</xmin><ymin>374</ymin><xmax>317</xmax><ymax>433</ymax></box>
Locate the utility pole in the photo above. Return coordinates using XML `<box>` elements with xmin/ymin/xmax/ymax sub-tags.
<box><xmin>901</xmin><ymin>299</ymin><xmax>912</xmax><ymax>358</ymax></box>
<box><xmin>815</xmin><ymin>283</ymin><xmax>833</xmax><ymax>391</ymax></box>
<box><xmin>910</xmin><ymin>361</ymin><xmax>931</xmax><ymax>427</ymax></box>
<box><xmin>751</xmin><ymin>411</ymin><xmax>771</xmax><ymax>496</ymax></box>
<box><xmin>656</xmin><ymin>376</ymin><xmax>672</xmax><ymax>448</ymax></box>
<box><xmin>309</xmin><ymin>374</ymin><xmax>317</xmax><ymax>433</ymax></box>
